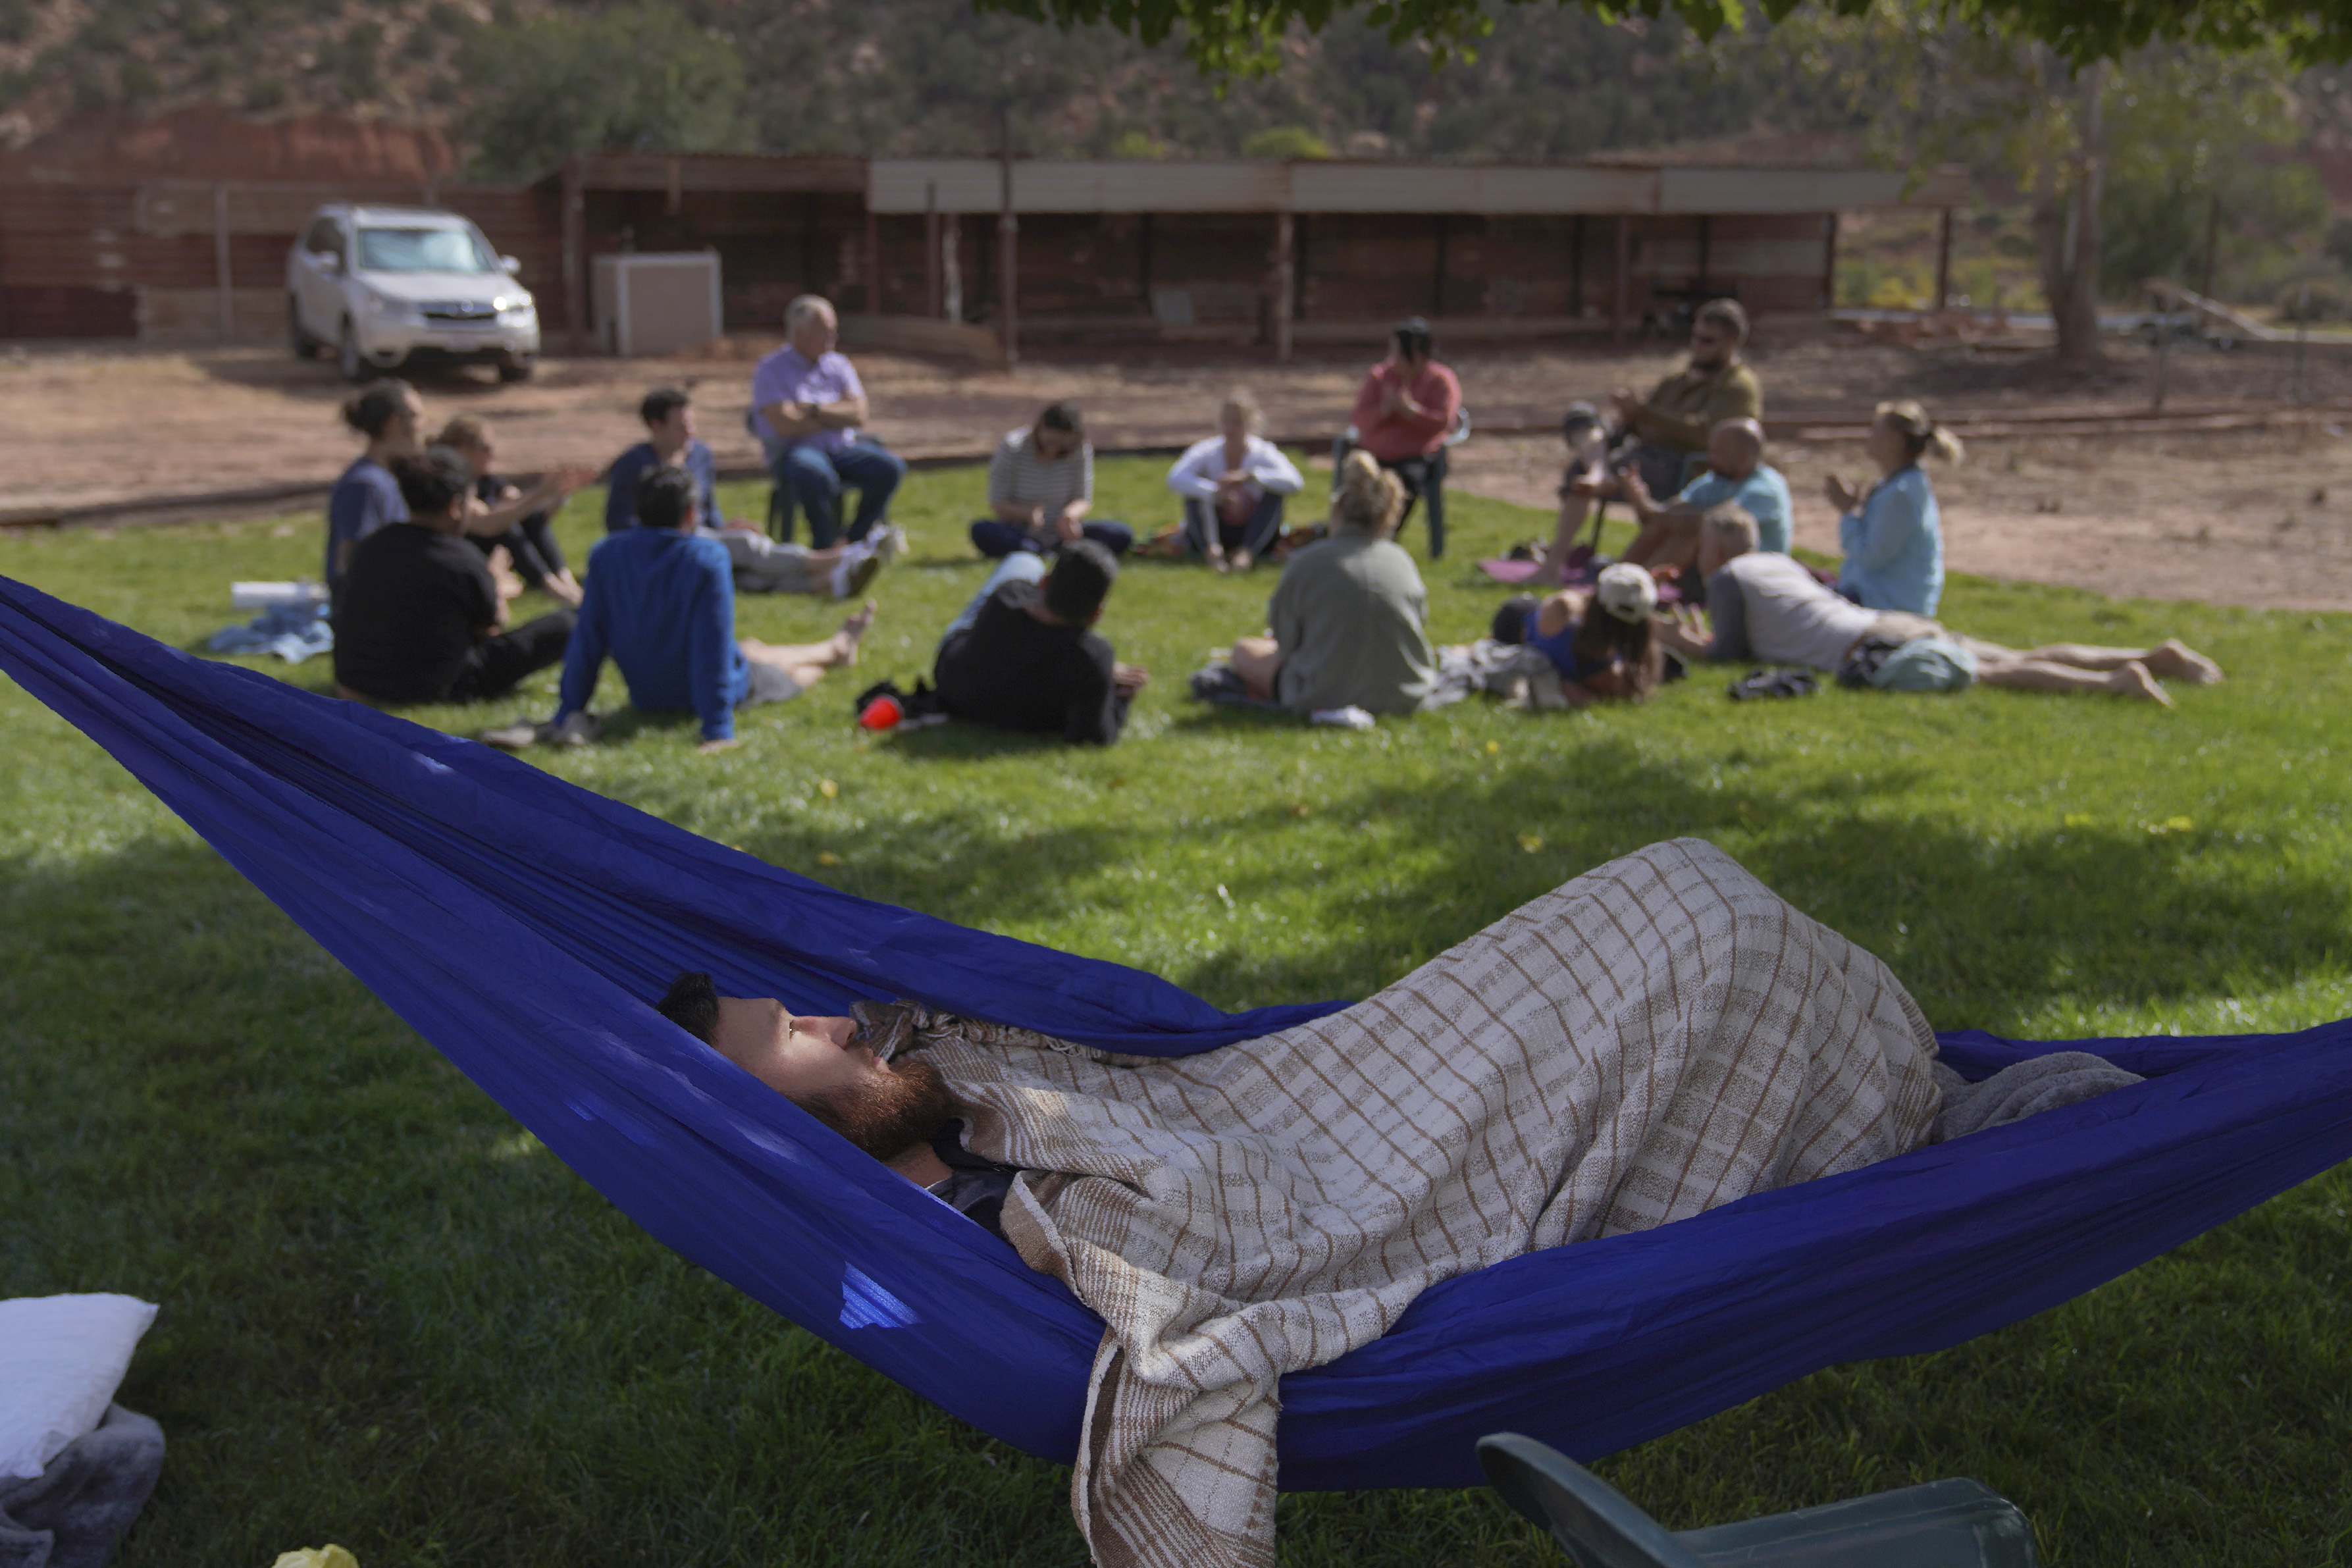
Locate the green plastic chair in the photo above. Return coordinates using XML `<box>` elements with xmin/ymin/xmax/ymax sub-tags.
<box><xmin>1476</xmin><ymin>1432</ymin><xmax>2038</xmax><ymax>1568</ymax></box>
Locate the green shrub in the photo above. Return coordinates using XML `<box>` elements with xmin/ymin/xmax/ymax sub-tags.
<box><xmin>2274</xmin><ymin>275</ymin><xmax>2352</xmax><ymax>323</ymax></box>
<box><xmin>462</xmin><ymin>0</ymin><xmax>752</xmax><ymax>182</ymax></box>
<box><xmin>1240</xmin><ymin>124</ymin><xmax>1332</xmax><ymax>159</ymax></box>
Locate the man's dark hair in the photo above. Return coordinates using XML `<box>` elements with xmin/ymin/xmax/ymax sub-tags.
<box><xmin>656</xmin><ymin>970</ymin><xmax>720</xmax><ymax>1044</ymax></box>
<box><xmin>1037</xmin><ymin>400</ymin><xmax>1084</xmax><ymax>436</ymax></box>
<box><xmin>1491</xmin><ymin>594</ymin><xmax>1538</xmax><ymax>645</ymax></box>
<box><xmin>391</xmin><ymin>445</ymin><xmax>473</xmax><ymax>517</ymax></box>
<box><xmin>635</xmin><ymin>464</ymin><xmax>698</xmax><ymax>531</ymax></box>
<box><xmin>1695</xmin><ymin>298</ymin><xmax>1749</xmax><ymax>342</ymax></box>
<box><xmin>1393</xmin><ymin>316</ymin><xmax>1434</xmax><ymax>361</ymax></box>
<box><xmin>340</xmin><ymin>379</ymin><xmax>415</xmax><ymax>438</ymax></box>
<box><xmin>640</xmin><ymin>386</ymin><xmax>691</xmax><ymax>427</ymax></box>
<box><xmin>1043</xmin><ymin>538</ymin><xmax>1117</xmax><ymax>622</ymax></box>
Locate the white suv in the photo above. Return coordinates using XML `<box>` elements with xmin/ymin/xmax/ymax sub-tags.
<box><xmin>287</xmin><ymin>203</ymin><xmax>540</xmax><ymax>382</ymax></box>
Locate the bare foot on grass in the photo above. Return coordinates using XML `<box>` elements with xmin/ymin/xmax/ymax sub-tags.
<box><xmin>835</xmin><ymin>600</ymin><xmax>877</xmax><ymax>666</ymax></box>
<box><xmin>2108</xmin><ymin>661</ymin><xmax>2173</xmax><ymax>705</ymax></box>
<box><xmin>2144</xmin><ymin>638</ymin><xmax>2224</xmax><ymax>685</ymax></box>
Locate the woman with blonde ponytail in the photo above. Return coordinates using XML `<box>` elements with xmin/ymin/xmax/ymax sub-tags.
<box><xmin>1228</xmin><ymin>450</ymin><xmax>1436</xmax><ymax>715</ymax></box>
<box><xmin>1825</xmin><ymin>398</ymin><xmax>1959</xmax><ymax>616</ymax></box>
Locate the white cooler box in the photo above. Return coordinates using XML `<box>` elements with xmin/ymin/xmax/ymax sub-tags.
<box><xmin>592</xmin><ymin>250</ymin><xmax>724</xmax><ymax>357</ymax></box>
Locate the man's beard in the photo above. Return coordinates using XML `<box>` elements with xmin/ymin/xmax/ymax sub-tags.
<box><xmin>802</xmin><ymin>1055</ymin><xmax>956</xmax><ymax>1161</ymax></box>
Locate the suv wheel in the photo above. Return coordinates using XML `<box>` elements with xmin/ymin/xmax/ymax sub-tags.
<box><xmin>496</xmin><ymin>353</ymin><xmax>536</xmax><ymax>384</ymax></box>
<box><xmin>288</xmin><ymin>296</ymin><xmax>317</xmax><ymax>360</ymax></box>
<box><xmin>337</xmin><ymin>319</ymin><xmax>367</xmax><ymax>382</ymax></box>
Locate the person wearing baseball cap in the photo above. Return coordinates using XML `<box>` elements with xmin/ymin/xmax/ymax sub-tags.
<box><xmin>1490</xmin><ymin>561</ymin><xmax>1666</xmax><ymax>704</ymax></box>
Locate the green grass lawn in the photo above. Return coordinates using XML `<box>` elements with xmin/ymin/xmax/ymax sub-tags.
<box><xmin>3</xmin><ymin>457</ymin><xmax>2347</xmax><ymax>1567</ymax></box>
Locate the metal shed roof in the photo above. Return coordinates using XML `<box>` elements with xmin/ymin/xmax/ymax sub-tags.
<box><xmin>866</xmin><ymin>159</ymin><xmax>1971</xmax><ymax>215</ymax></box>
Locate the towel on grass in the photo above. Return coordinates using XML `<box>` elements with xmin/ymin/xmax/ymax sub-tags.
<box><xmin>914</xmin><ymin>838</ymin><xmax>1946</xmax><ymax>1568</ymax></box>
<box><xmin>0</xmin><ymin>1405</ymin><xmax>165</xmax><ymax>1568</ymax></box>
<box><xmin>207</xmin><ymin>602</ymin><xmax>332</xmax><ymax>664</ymax></box>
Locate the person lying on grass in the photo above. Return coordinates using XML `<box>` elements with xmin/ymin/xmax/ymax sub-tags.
<box><xmin>932</xmin><ymin>540</ymin><xmax>1149</xmax><ymax>746</ymax></box>
<box><xmin>650</xmin><ymin>838</ymin><xmax>2138</xmax><ymax>1568</ymax></box>
<box><xmin>1656</xmin><ymin>504</ymin><xmax>2222</xmax><ymax>704</ymax></box>
<box><xmin>1485</xmin><ymin>562</ymin><xmax>1667</xmax><ymax>706</ymax></box>
<box><xmin>488</xmin><ymin>466</ymin><xmax>875</xmax><ymax>754</ymax></box>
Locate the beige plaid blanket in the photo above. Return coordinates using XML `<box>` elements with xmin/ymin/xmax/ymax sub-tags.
<box><xmin>912</xmin><ymin>839</ymin><xmax>1942</xmax><ymax>1568</ymax></box>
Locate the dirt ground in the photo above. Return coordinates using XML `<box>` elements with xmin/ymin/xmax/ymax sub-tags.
<box><xmin>1448</xmin><ymin>424</ymin><xmax>2352</xmax><ymax>615</ymax></box>
<box><xmin>5</xmin><ymin>326</ymin><xmax>2352</xmax><ymax>611</ymax></box>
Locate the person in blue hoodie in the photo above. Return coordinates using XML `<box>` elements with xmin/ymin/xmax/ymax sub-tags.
<box><xmin>528</xmin><ymin>467</ymin><xmax>874</xmax><ymax>754</ymax></box>
<box><xmin>1825</xmin><ymin>400</ymin><xmax>1961</xmax><ymax>616</ymax></box>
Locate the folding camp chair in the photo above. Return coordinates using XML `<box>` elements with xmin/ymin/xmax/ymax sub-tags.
<box><xmin>1477</xmin><ymin>1432</ymin><xmax>2037</xmax><ymax>1568</ymax></box>
<box><xmin>1331</xmin><ymin>405</ymin><xmax>1471</xmax><ymax>558</ymax></box>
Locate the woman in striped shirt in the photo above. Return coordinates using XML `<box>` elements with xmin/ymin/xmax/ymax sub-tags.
<box><xmin>970</xmin><ymin>402</ymin><xmax>1134</xmax><ymax>559</ymax></box>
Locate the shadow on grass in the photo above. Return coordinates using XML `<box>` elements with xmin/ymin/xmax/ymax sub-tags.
<box><xmin>6</xmin><ymin>808</ymin><xmax>2345</xmax><ymax>1567</ymax></box>
<box><xmin>0</xmin><ymin>836</ymin><xmax>1091</xmax><ymax>1567</ymax></box>
<box><xmin>883</xmin><ymin>721</ymin><xmax>1086</xmax><ymax>761</ymax></box>
<box><xmin>727</xmin><ymin>736</ymin><xmax>2347</xmax><ymax>1029</ymax></box>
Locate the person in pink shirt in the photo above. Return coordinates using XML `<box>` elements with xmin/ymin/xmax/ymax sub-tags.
<box><xmin>1341</xmin><ymin>317</ymin><xmax>1463</xmax><ymax>558</ymax></box>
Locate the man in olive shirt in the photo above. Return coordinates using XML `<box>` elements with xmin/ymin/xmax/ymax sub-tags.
<box><xmin>1536</xmin><ymin>299</ymin><xmax>1764</xmax><ymax>585</ymax></box>
<box><xmin>1611</xmin><ymin>298</ymin><xmax>1764</xmax><ymax>490</ymax></box>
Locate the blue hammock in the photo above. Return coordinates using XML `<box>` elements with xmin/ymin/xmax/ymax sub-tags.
<box><xmin>3</xmin><ymin>571</ymin><xmax>2348</xmax><ymax>1492</ymax></box>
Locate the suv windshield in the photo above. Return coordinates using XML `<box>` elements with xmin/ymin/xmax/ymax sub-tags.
<box><xmin>356</xmin><ymin>226</ymin><xmax>496</xmax><ymax>274</ymax></box>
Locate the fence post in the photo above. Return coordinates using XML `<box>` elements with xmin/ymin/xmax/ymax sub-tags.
<box><xmin>1272</xmin><ymin>211</ymin><xmax>1295</xmax><ymax>363</ymax></box>
<box><xmin>943</xmin><ymin>213</ymin><xmax>962</xmax><ymax>324</ymax></box>
<box><xmin>213</xmin><ymin>182</ymin><xmax>234</xmax><ymax>344</ymax></box>
<box><xmin>1933</xmin><ymin>207</ymin><xmax>1952</xmax><ymax>313</ymax></box>
<box><xmin>2294</xmin><ymin>282</ymin><xmax>2309</xmax><ymax>405</ymax></box>
<box><xmin>924</xmin><ymin>181</ymin><xmax>941</xmax><ymax>319</ymax></box>
<box><xmin>562</xmin><ymin>153</ymin><xmax>587</xmax><ymax>355</ymax></box>
<box><xmin>1612</xmin><ymin>215</ymin><xmax>1631</xmax><ymax>345</ymax></box>
<box><xmin>997</xmin><ymin>111</ymin><xmax>1018</xmax><ymax>366</ymax></box>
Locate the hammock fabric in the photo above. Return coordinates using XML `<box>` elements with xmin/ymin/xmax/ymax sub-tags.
<box><xmin>3</xmin><ymin>572</ymin><xmax>2348</xmax><ymax>1492</ymax></box>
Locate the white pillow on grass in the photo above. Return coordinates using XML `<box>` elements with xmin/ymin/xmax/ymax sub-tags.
<box><xmin>0</xmin><ymin>1294</ymin><xmax>159</xmax><ymax>1480</ymax></box>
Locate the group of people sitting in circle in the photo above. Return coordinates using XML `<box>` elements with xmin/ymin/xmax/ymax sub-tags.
<box><xmin>314</xmin><ymin>286</ymin><xmax>2223</xmax><ymax>755</ymax></box>
<box><xmin>323</xmin><ymin>297</ymin><xmax>900</xmax><ymax>750</ymax></box>
<box><xmin>1195</xmin><ymin>297</ymin><xmax>2220</xmax><ymax>722</ymax></box>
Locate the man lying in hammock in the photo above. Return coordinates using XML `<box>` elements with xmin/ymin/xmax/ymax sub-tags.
<box><xmin>654</xmin><ymin>839</ymin><xmax>2135</xmax><ymax>1568</ymax></box>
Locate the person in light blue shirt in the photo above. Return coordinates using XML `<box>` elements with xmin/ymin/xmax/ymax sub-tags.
<box><xmin>1827</xmin><ymin>400</ymin><xmax>1960</xmax><ymax>617</ymax></box>
<box><xmin>1620</xmin><ymin>418</ymin><xmax>1792</xmax><ymax>569</ymax></box>
<box><xmin>548</xmin><ymin>467</ymin><xmax>873</xmax><ymax>752</ymax></box>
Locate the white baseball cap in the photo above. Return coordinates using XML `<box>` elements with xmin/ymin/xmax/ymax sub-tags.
<box><xmin>1596</xmin><ymin>562</ymin><xmax>1659</xmax><ymax>623</ymax></box>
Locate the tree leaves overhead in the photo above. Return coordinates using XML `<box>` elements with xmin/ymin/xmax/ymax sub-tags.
<box><xmin>975</xmin><ymin>0</ymin><xmax>2352</xmax><ymax>77</ymax></box>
